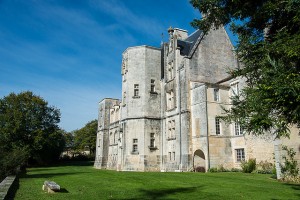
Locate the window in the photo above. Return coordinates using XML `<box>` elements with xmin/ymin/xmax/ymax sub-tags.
<box><xmin>231</xmin><ymin>82</ymin><xmax>239</xmax><ymax>96</ymax></box>
<box><xmin>114</xmin><ymin>131</ymin><xmax>117</xmax><ymax>144</ymax></box>
<box><xmin>168</xmin><ymin>120</ymin><xmax>176</xmax><ymax>139</ymax></box>
<box><xmin>215</xmin><ymin>118</ymin><xmax>221</xmax><ymax>135</ymax></box>
<box><xmin>132</xmin><ymin>144</ymin><xmax>137</xmax><ymax>152</ymax></box>
<box><xmin>167</xmin><ymin>61</ymin><xmax>174</xmax><ymax>80</ymax></box>
<box><xmin>166</xmin><ymin>90</ymin><xmax>175</xmax><ymax>110</ymax></box>
<box><xmin>169</xmin><ymin>152</ymin><xmax>172</xmax><ymax>161</ymax></box>
<box><xmin>236</xmin><ymin>149</ymin><xmax>245</xmax><ymax>162</ymax></box>
<box><xmin>109</xmin><ymin>132</ymin><xmax>113</xmax><ymax>144</ymax></box>
<box><xmin>150</xmin><ymin>133</ymin><xmax>155</xmax><ymax>148</ymax></box>
<box><xmin>123</xmin><ymin>92</ymin><xmax>126</xmax><ymax>103</ymax></box>
<box><xmin>168</xmin><ymin>121</ymin><xmax>172</xmax><ymax>139</ymax></box>
<box><xmin>134</xmin><ymin>84</ymin><xmax>139</xmax><ymax>97</ymax></box>
<box><xmin>150</xmin><ymin>79</ymin><xmax>155</xmax><ymax>93</ymax></box>
<box><xmin>132</xmin><ymin>138</ymin><xmax>138</xmax><ymax>153</ymax></box>
<box><xmin>173</xmin><ymin>152</ymin><xmax>175</xmax><ymax>161</ymax></box>
<box><xmin>234</xmin><ymin>122</ymin><xmax>243</xmax><ymax>136</ymax></box>
<box><xmin>214</xmin><ymin>88</ymin><xmax>220</xmax><ymax>102</ymax></box>
<box><xmin>171</xmin><ymin>120</ymin><xmax>175</xmax><ymax>138</ymax></box>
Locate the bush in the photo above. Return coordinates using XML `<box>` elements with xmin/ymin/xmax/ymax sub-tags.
<box><xmin>281</xmin><ymin>174</ymin><xmax>300</xmax><ymax>184</ymax></box>
<box><xmin>59</xmin><ymin>153</ymin><xmax>94</xmax><ymax>161</ymax></box>
<box><xmin>217</xmin><ymin>165</ymin><xmax>229</xmax><ymax>172</ymax></box>
<box><xmin>241</xmin><ymin>158</ymin><xmax>256</xmax><ymax>173</ymax></box>
<box><xmin>281</xmin><ymin>146</ymin><xmax>299</xmax><ymax>177</ymax></box>
<box><xmin>231</xmin><ymin>168</ymin><xmax>242</xmax><ymax>172</ymax></box>
<box><xmin>208</xmin><ymin>166</ymin><xmax>231</xmax><ymax>173</ymax></box>
<box><xmin>0</xmin><ymin>147</ymin><xmax>29</xmax><ymax>179</ymax></box>
<box><xmin>255</xmin><ymin>161</ymin><xmax>274</xmax><ymax>174</ymax></box>
<box><xmin>194</xmin><ymin>166</ymin><xmax>206</xmax><ymax>172</ymax></box>
<box><xmin>208</xmin><ymin>167</ymin><xmax>218</xmax><ymax>173</ymax></box>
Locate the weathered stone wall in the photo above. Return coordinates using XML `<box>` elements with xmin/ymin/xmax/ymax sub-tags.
<box><xmin>95</xmin><ymin>26</ymin><xmax>300</xmax><ymax>173</ymax></box>
<box><xmin>188</xmin><ymin>27</ymin><xmax>237</xmax><ymax>84</ymax></box>
<box><xmin>94</xmin><ymin>98</ymin><xmax>119</xmax><ymax>169</ymax></box>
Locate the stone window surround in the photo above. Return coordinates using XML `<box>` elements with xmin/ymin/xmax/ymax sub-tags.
<box><xmin>215</xmin><ymin>117</ymin><xmax>221</xmax><ymax>135</ymax></box>
<box><xmin>213</xmin><ymin>88</ymin><xmax>220</xmax><ymax>102</ymax></box>
<box><xmin>234</xmin><ymin>122</ymin><xmax>243</xmax><ymax>136</ymax></box>
<box><xmin>235</xmin><ymin>148</ymin><xmax>245</xmax><ymax>162</ymax></box>
<box><xmin>133</xmin><ymin>84</ymin><xmax>140</xmax><ymax>98</ymax></box>
<box><xmin>167</xmin><ymin>120</ymin><xmax>176</xmax><ymax>140</ymax></box>
<box><xmin>149</xmin><ymin>133</ymin><xmax>158</xmax><ymax>150</ymax></box>
<box><xmin>132</xmin><ymin>138</ymin><xmax>139</xmax><ymax>154</ymax></box>
<box><xmin>230</xmin><ymin>81</ymin><xmax>239</xmax><ymax>97</ymax></box>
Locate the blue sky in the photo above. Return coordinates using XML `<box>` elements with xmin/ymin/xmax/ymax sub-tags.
<box><xmin>0</xmin><ymin>0</ymin><xmax>236</xmax><ymax>132</ymax></box>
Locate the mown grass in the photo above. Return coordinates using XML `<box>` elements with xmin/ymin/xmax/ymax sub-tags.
<box><xmin>13</xmin><ymin>161</ymin><xmax>300</xmax><ymax>200</ymax></box>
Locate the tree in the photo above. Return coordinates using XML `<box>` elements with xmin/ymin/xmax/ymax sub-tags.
<box><xmin>63</xmin><ymin>131</ymin><xmax>75</xmax><ymax>157</ymax></box>
<box><xmin>0</xmin><ymin>91</ymin><xmax>64</xmax><ymax>165</ymax></box>
<box><xmin>190</xmin><ymin>0</ymin><xmax>300</xmax><ymax>138</ymax></box>
<box><xmin>74</xmin><ymin>120</ymin><xmax>97</xmax><ymax>156</ymax></box>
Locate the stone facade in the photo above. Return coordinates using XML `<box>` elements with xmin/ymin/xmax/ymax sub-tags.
<box><xmin>94</xmin><ymin>27</ymin><xmax>300</xmax><ymax>172</ymax></box>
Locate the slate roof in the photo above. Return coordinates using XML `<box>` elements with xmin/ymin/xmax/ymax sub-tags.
<box><xmin>177</xmin><ymin>29</ymin><xmax>203</xmax><ymax>57</ymax></box>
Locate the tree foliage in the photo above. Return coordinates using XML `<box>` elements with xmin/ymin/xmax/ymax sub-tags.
<box><xmin>190</xmin><ymin>0</ymin><xmax>300</xmax><ymax>138</ymax></box>
<box><xmin>73</xmin><ymin>120</ymin><xmax>97</xmax><ymax>156</ymax></box>
<box><xmin>0</xmin><ymin>91</ymin><xmax>65</xmax><ymax>166</ymax></box>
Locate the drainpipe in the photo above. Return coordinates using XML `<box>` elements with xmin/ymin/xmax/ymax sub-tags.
<box><xmin>205</xmin><ymin>85</ymin><xmax>210</xmax><ymax>170</ymax></box>
<box><xmin>160</xmin><ymin>43</ymin><xmax>165</xmax><ymax>171</ymax></box>
<box><xmin>178</xmin><ymin>59</ymin><xmax>183</xmax><ymax>171</ymax></box>
<box><xmin>160</xmin><ymin>79</ymin><xmax>164</xmax><ymax>171</ymax></box>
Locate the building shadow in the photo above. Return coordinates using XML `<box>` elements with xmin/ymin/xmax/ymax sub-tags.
<box><xmin>5</xmin><ymin>176</ymin><xmax>19</xmax><ymax>200</ymax></box>
<box><xmin>19</xmin><ymin>172</ymin><xmax>90</xmax><ymax>179</ymax></box>
<box><xmin>111</xmin><ymin>186</ymin><xmax>202</xmax><ymax>200</ymax></box>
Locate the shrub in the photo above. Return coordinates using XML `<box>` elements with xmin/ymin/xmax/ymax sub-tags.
<box><xmin>281</xmin><ymin>174</ymin><xmax>300</xmax><ymax>184</ymax></box>
<box><xmin>208</xmin><ymin>167</ymin><xmax>218</xmax><ymax>173</ymax></box>
<box><xmin>256</xmin><ymin>161</ymin><xmax>274</xmax><ymax>174</ymax></box>
<box><xmin>0</xmin><ymin>147</ymin><xmax>29</xmax><ymax>179</ymax></box>
<box><xmin>59</xmin><ymin>153</ymin><xmax>94</xmax><ymax>161</ymax></box>
<box><xmin>281</xmin><ymin>146</ymin><xmax>299</xmax><ymax>178</ymax></box>
<box><xmin>208</xmin><ymin>166</ymin><xmax>231</xmax><ymax>173</ymax></box>
<box><xmin>217</xmin><ymin>165</ymin><xmax>229</xmax><ymax>172</ymax></box>
<box><xmin>231</xmin><ymin>168</ymin><xmax>242</xmax><ymax>172</ymax></box>
<box><xmin>241</xmin><ymin>158</ymin><xmax>256</xmax><ymax>173</ymax></box>
<box><xmin>194</xmin><ymin>166</ymin><xmax>206</xmax><ymax>172</ymax></box>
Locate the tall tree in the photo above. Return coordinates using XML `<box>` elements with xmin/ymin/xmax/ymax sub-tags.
<box><xmin>190</xmin><ymin>0</ymin><xmax>300</xmax><ymax>138</ymax></box>
<box><xmin>0</xmin><ymin>91</ymin><xmax>64</xmax><ymax>165</ymax></box>
<box><xmin>74</xmin><ymin>120</ymin><xmax>97</xmax><ymax>156</ymax></box>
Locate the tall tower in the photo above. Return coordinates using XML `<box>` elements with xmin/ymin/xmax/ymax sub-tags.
<box><xmin>120</xmin><ymin>45</ymin><xmax>162</xmax><ymax>171</ymax></box>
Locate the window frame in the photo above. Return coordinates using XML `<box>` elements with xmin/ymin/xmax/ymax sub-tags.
<box><xmin>236</xmin><ymin>148</ymin><xmax>245</xmax><ymax>162</ymax></box>
<box><xmin>234</xmin><ymin>122</ymin><xmax>243</xmax><ymax>136</ymax></box>
<box><xmin>215</xmin><ymin>118</ymin><xmax>221</xmax><ymax>135</ymax></box>
<box><xmin>214</xmin><ymin>88</ymin><xmax>220</xmax><ymax>102</ymax></box>
<box><xmin>134</xmin><ymin>84</ymin><xmax>139</xmax><ymax>97</ymax></box>
<box><xmin>150</xmin><ymin>79</ymin><xmax>155</xmax><ymax>93</ymax></box>
<box><xmin>132</xmin><ymin>138</ymin><xmax>138</xmax><ymax>154</ymax></box>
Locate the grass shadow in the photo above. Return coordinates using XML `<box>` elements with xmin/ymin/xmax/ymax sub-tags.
<box><xmin>112</xmin><ymin>186</ymin><xmax>201</xmax><ymax>200</ymax></box>
<box><xmin>53</xmin><ymin>161</ymin><xmax>95</xmax><ymax>167</ymax></box>
<box><xmin>58</xmin><ymin>188</ymin><xmax>69</xmax><ymax>193</ymax></box>
<box><xmin>20</xmin><ymin>172</ymin><xmax>90</xmax><ymax>179</ymax></box>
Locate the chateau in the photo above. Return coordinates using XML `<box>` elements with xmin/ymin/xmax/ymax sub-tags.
<box><xmin>94</xmin><ymin>27</ymin><xmax>299</xmax><ymax>172</ymax></box>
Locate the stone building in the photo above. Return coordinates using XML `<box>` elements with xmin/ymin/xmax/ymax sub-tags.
<box><xmin>94</xmin><ymin>27</ymin><xmax>299</xmax><ymax>172</ymax></box>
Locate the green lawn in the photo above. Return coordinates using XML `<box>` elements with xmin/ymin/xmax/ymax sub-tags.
<box><xmin>13</xmin><ymin>162</ymin><xmax>300</xmax><ymax>200</ymax></box>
